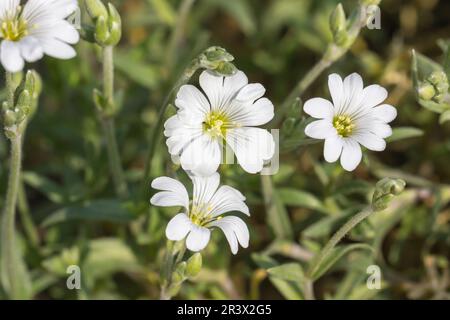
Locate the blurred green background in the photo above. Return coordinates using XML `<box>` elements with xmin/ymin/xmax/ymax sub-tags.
<box><xmin>0</xmin><ymin>0</ymin><xmax>449</xmax><ymax>299</ymax></box>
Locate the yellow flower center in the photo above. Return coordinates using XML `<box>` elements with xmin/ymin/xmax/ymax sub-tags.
<box><xmin>189</xmin><ymin>202</ymin><xmax>222</xmax><ymax>227</ymax></box>
<box><xmin>0</xmin><ymin>7</ymin><xmax>28</xmax><ymax>41</ymax></box>
<box><xmin>203</xmin><ymin>111</ymin><xmax>229</xmax><ymax>138</ymax></box>
<box><xmin>333</xmin><ymin>115</ymin><xmax>355</xmax><ymax>137</ymax></box>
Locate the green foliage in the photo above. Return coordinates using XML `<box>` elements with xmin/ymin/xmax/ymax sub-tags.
<box><xmin>0</xmin><ymin>0</ymin><xmax>449</xmax><ymax>301</ymax></box>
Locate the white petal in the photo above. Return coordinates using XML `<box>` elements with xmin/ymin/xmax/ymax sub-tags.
<box><xmin>209</xmin><ymin>216</ymin><xmax>249</xmax><ymax>255</ymax></box>
<box><xmin>370</xmin><ymin>122</ymin><xmax>392</xmax><ymax>138</ymax></box>
<box><xmin>180</xmin><ymin>135</ymin><xmax>222</xmax><ymax>176</ymax></box>
<box><xmin>40</xmin><ymin>38</ymin><xmax>76</xmax><ymax>59</ymax></box>
<box><xmin>226</xmin><ymin>128</ymin><xmax>275</xmax><ymax>174</ymax></box>
<box><xmin>304</xmin><ymin>119</ymin><xmax>336</xmax><ymax>139</ymax></box>
<box><xmin>199</xmin><ymin>70</ymin><xmax>248</xmax><ymax>111</ymax></box>
<box><xmin>328</xmin><ymin>73</ymin><xmax>344</xmax><ymax>109</ymax></box>
<box><xmin>164</xmin><ymin>115</ymin><xmax>203</xmax><ymax>155</ymax></box>
<box><xmin>191</xmin><ymin>172</ymin><xmax>221</xmax><ymax>206</ymax></box>
<box><xmin>1</xmin><ymin>41</ymin><xmax>24</xmax><ymax>72</ymax></box>
<box><xmin>165</xmin><ymin>213</ymin><xmax>191</xmax><ymax>241</ymax></box>
<box><xmin>354</xmin><ymin>132</ymin><xmax>386</xmax><ymax>151</ymax></box>
<box><xmin>175</xmin><ymin>84</ymin><xmax>210</xmax><ymax>117</ymax></box>
<box><xmin>150</xmin><ymin>177</ymin><xmax>189</xmax><ymax>209</ymax></box>
<box><xmin>228</xmin><ymin>97</ymin><xmax>274</xmax><ymax>127</ymax></box>
<box><xmin>0</xmin><ymin>0</ymin><xmax>20</xmax><ymax>16</ymax></box>
<box><xmin>235</xmin><ymin>83</ymin><xmax>266</xmax><ymax>104</ymax></box>
<box><xmin>209</xmin><ymin>186</ymin><xmax>249</xmax><ymax>217</ymax></box>
<box><xmin>340</xmin><ymin>139</ymin><xmax>362</xmax><ymax>171</ymax></box>
<box><xmin>324</xmin><ymin>135</ymin><xmax>343</xmax><ymax>163</ymax></box>
<box><xmin>361</xmin><ymin>85</ymin><xmax>388</xmax><ymax>109</ymax></box>
<box><xmin>341</xmin><ymin>73</ymin><xmax>364</xmax><ymax>114</ymax></box>
<box><xmin>303</xmin><ymin>98</ymin><xmax>334</xmax><ymax>119</ymax></box>
<box><xmin>371</xmin><ymin>104</ymin><xmax>397</xmax><ymax>123</ymax></box>
<box><xmin>19</xmin><ymin>37</ymin><xmax>44</xmax><ymax>62</ymax></box>
<box><xmin>186</xmin><ymin>225</ymin><xmax>211</xmax><ymax>252</ymax></box>
<box><xmin>52</xmin><ymin>20</ymin><xmax>80</xmax><ymax>44</ymax></box>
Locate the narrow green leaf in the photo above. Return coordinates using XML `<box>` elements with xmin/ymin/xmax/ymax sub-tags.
<box><xmin>42</xmin><ymin>199</ymin><xmax>134</xmax><ymax>227</ymax></box>
<box><xmin>386</xmin><ymin>127</ymin><xmax>424</xmax><ymax>143</ymax></box>
<box><xmin>278</xmin><ymin>188</ymin><xmax>327</xmax><ymax>213</ymax></box>
<box><xmin>267</xmin><ymin>263</ymin><xmax>304</xmax><ymax>283</ymax></box>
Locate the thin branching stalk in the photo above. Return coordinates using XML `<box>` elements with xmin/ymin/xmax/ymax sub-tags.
<box><xmin>1</xmin><ymin>72</ymin><xmax>22</xmax><ymax>298</ymax></box>
<box><xmin>304</xmin><ymin>208</ymin><xmax>374</xmax><ymax>298</ymax></box>
<box><xmin>101</xmin><ymin>45</ymin><xmax>128</xmax><ymax>198</ymax></box>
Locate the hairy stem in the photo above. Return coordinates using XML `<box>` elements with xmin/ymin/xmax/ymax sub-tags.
<box><xmin>101</xmin><ymin>45</ymin><xmax>128</xmax><ymax>198</ymax></box>
<box><xmin>307</xmin><ymin>208</ymin><xmax>374</xmax><ymax>280</ymax></box>
<box><xmin>1</xmin><ymin>130</ymin><xmax>22</xmax><ymax>299</ymax></box>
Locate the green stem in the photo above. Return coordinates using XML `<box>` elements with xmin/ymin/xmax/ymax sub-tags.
<box><xmin>1</xmin><ymin>131</ymin><xmax>22</xmax><ymax>299</ymax></box>
<box><xmin>303</xmin><ymin>279</ymin><xmax>315</xmax><ymax>300</ymax></box>
<box><xmin>101</xmin><ymin>45</ymin><xmax>128</xmax><ymax>199</ymax></box>
<box><xmin>17</xmin><ymin>180</ymin><xmax>39</xmax><ymax>247</ymax></box>
<box><xmin>160</xmin><ymin>241</ymin><xmax>176</xmax><ymax>300</ymax></box>
<box><xmin>5</xmin><ymin>72</ymin><xmax>14</xmax><ymax>107</ymax></box>
<box><xmin>307</xmin><ymin>208</ymin><xmax>374</xmax><ymax>279</ymax></box>
<box><xmin>101</xmin><ymin>117</ymin><xmax>128</xmax><ymax>198</ymax></box>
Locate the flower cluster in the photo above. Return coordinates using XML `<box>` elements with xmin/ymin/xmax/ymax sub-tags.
<box><xmin>151</xmin><ymin>69</ymin><xmax>276</xmax><ymax>254</ymax></box>
<box><xmin>151</xmin><ymin>69</ymin><xmax>398</xmax><ymax>254</ymax></box>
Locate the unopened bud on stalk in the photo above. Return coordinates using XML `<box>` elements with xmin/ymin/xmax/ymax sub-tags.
<box><xmin>361</xmin><ymin>0</ymin><xmax>381</xmax><ymax>6</ymax></box>
<box><xmin>86</xmin><ymin>0</ymin><xmax>122</xmax><ymax>46</ymax></box>
<box><xmin>198</xmin><ymin>47</ymin><xmax>237</xmax><ymax>76</ymax></box>
<box><xmin>418</xmin><ymin>71</ymin><xmax>449</xmax><ymax>103</ymax></box>
<box><xmin>372</xmin><ymin>178</ymin><xmax>406</xmax><ymax>211</ymax></box>
<box><xmin>186</xmin><ymin>253</ymin><xmax>202</xmax><ymax>278</ymax></box>
<box><xmin>2</xmin><ymin>70</ymin><xmax>41</xmax><ymax>132</ymax></box>
<box><xmin>85</xmin><ymin>0</ymin><xmax>108</xmax><ymax>19</ymax></box>
<box><xmin>330</xmin><ymin>4</ymin><xmax>348</xmax><ymax>47</ymax></box>
<box><xmin>418</xmin><ymin>82</ymin><xmax>436</xmax><ymax>101</ymax></box>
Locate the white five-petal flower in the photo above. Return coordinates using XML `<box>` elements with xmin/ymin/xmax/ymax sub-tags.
<box><xmin>0</xmin><ymin>0</ymin><xmax>79</xmax><ymax>72</ymax></box>
<box><xmin>150</xmin><ymin>173</ymin><xmax>250</xmax><ymax>254</ymax></box>
<box><xmin>164</xmin><ymin>70</ymin><xmax>275</xmax><ymax>176</ymax></box>
<box><xmin>304</xmin><ymin>73</ymin><xmax>397</xmax><ymax>171</ymax></box>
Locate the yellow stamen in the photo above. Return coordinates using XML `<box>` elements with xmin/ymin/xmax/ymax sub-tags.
<box><xmin>333</xmin><ymin>114</ymin><xmax>355</xmax><ymax>137</ymax></box>
<box><xmin>0</xmin><ymin>7</ymin><xmax>28</xmax><ymax>41</ymax></box>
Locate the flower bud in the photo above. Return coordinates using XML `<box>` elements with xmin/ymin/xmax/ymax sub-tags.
<box><xmin>106</xmin><ymin>3</ymin><xmax>122</xmax><ymax>46</ymax></box>
<box><xmin>172</xmin><ymin>262</ymin><xmax>187</xmax><ymax>284</ymax></box>
<box><xmin>198</xmin><ymin>47</ymin><xmax>237</xmax><ymax>76</ymax></box>
<box><xmin>372</xmin><ymin>178</ymin><xmax>406</xmax><ymax>211</ymax></box>
<box><xmin>186</xmin><ymin>253</ymin><xmax>202</xmax><ymax>278</ymax></box>
<box><xmin>418</xmin><ymin>82</ymin><xmax>436</xmax><ymax>101</ymax></box>
<box><xmin>330</xmin><ymin>4</ymin><xmax>348</xmax><ymax>47</ymax></box>
<box><xmin>95</xmin><ymin>15</ymin><xmax>110</xmax><ymax>45</ymax></box>
<box><xmin>361</xmin><ymin>0</ymin><xmax>381</xmax><ymax>5</ymax></box>
<box><xmin>85</xmin><ymin>0</ymin><xmax>108</xmax><ymax>19</ymax></box>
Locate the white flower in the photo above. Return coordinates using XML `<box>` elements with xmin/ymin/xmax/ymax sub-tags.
<box><xmin>0</xmin><ymin>0</ymin><xmax>79</xmax><ymax>72</ymax></box>
<box><xmin>304</xmin><ymin>73</ymin><xmax>397</xmax><ymax>171</ymax></box>
<box><xmin>150</xmin><ymin>173</ymin><xmax>250</xmax><ymax>254</ymax></box>
<box><xmin>164</xmin><ymin>70</ymin><xmax>275</xmax><ymax>176</ymax></box>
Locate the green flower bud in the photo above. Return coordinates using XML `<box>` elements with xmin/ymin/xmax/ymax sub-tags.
<box><xmin>361</xmin><ymin>0</ymin><xmax>381</xmax><ymax>5</ymax></box>
<box><xmin>418</xmin><ymin>82</ymin><xmax>436</xmax><ymax>101</ymax></box>
<box><xmin>171</xmin><ymin>262</ymin><xmax>187</xmax><ymax>284</ymax></box>
<box><xmin>106</xmin><ymin>3</ymin><xmax>122</xmax><ymax>46</ymax></box>
<box><xmin>85</xmin><ymin>0</ymin><xmax>108</xmax><ymax>19</ymax></box>
<box><xmin>198</xmin><ymin>46</ymin><xmax>237</xmax><ymax>76</ymax></box>
<box><xmin>372</xmin><ymin>178</ymin><xmax>406</xmax><ymax>211</ymax></box>
<box><xmin>95</xmin><ymin>15</ymin><xmax>110</xmax><ymax>45</ymax></box>
<box><xmin>186</xmin><ymin>253</ymin><xmax>202</xmax><ymax>278</ymax></box>
<box><xmin>4</xmin><ymin>110</ymin><xmax>17</xmax><ymax>128</ymax></box>
<box><xmin>330</xmin><ymin>4</ymin><xmax>348</xmax><ymax>47</ymax></box>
